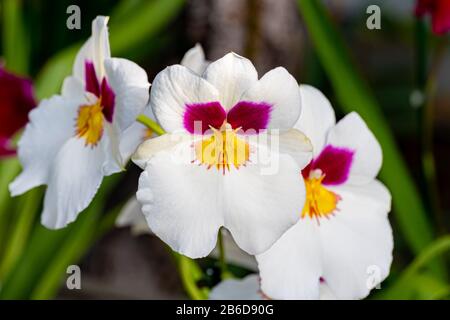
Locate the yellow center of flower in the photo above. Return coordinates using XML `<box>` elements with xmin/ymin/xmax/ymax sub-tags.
<box><xmin>76</xmin><ymin>100</ymin><xmax>104</xmax><ymax>147</ymax></box>
<box><xmin>301</xmin><ymin>170</ymin><xmax>341</xmax><ymax>221</ymax></box>
<box><xmin>195</xmin><ymin>122</ymin><xmax>250</xmax><ymax>173</ymax></box>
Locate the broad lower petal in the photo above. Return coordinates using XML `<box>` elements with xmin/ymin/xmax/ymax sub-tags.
<box><xmin>41</xmin><ymin>137</ymin><xmax>107</xmax><ymax>229</ymax></box>
<box><xmin>136</xmin><ymin>142</ymin><xmax>224</xmax><ymax>258</ymax></box>
<box><xmin>319</xmin><ymin>181</ymin><xmax>393</xmax><ymax>299</ymax></box>
<box><xmin>256</xmin><ymin>219</ymin><xmax>322</xmax><ymax>299</ymax></box>
<box><xmin>223</xmin><ymin>149</ymin><xmax>305</xmax><ymax>255</ymax></box>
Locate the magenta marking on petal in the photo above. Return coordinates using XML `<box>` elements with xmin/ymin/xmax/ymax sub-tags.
<box><xmin>84</xmin><ymin>60</ymin><xmax>100</xmax><ymax>97</ymax></box>
<box><xmin>183</xmin><ymin>102</ymin><xmax>226</xmax><ymax>134</ymax></box>
<box><xmin>312</xmin><ymin>145</ymin><xmax>354</xmax><ymax>186</ymax></box>
<box><xmin>100</xmin><ymin>78</ymin><xmax>115</xmax><ymax>123</ymax></box>
<box><xmin>227</xmin><ymin>101</ymin><xmax>272</xmax><ymax>132</ymax></box>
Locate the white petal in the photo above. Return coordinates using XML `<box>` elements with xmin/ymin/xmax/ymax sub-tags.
<box><xmin>132</xmin><ymin>132</ymin><xmax>191</xmax><ymax>169</ymax></box>
<box><xmin>295</xmin><ymin>85</ymin><xmax>336</xmax><ymax>156</ymax></box>
<box><xmin>150</xmin><ymin>65</ymin><xmax>219</xmax><ymax>132</ymax></box>
<box><xmin>257</xmin><ymin>219</ymin><xmax>322</xmax><ymax>300</ymax></box>
<box><xmin>241</xmin><ymin>67</ymin><xmax>301</xmax><ymax>130</ymax></box>
<box><xmin>137</xmin><ymin>142</ymin><xmax>224</xmax><ymax>258</ymax></box>
<box><xmin>104</xmin><ymin>57</ymin><xmax>150</xmax><ymax>133</ymax></box>
<box><xmin>319</xmin><ymin>181</ymin><xmax>393</xmax><ymax>299</ymax></box>
<box><xmin>9</xmin><ymin>96</ymin><xmax>81</xmax><ymax>196</ymax></box>
<box><xmin>319</xmin><ymin>283</ymin><xmax>338</xmax><ymax>300</ymax></box>
<box><xmin>73</xmin><ymin>16</ymin><xmax>111</xmax><ymax>80</ymax></box>
<box><xmin>326</xmin><ymin>112</ymin><xmax>382</xmax><ymax>185</ymax></box>
<box><xmin>277</xmin><ymin>129</ymin><xmax>313</xmax><ymax>168</ymax></box>
<box><xmin>209</xmin><ymin>275</ymin><xmax>263</xmax><ymax>300</ymax></box>
<box><xmin>41</xmin><ymin>137</ymin><xmax>107</xmax><ymax>229</ymax></box>
<box><xmin>180</xmin><ymin>43</ymin><xmax>209</xmax><ymax>75</ymax></box>
<box><xmin>223</xmin><ymin>149</ymin><xmax>305</xmax><ymax>255</ymax></box>
<box><xmin>203</xmin><ymin>52</ymin><xmax>258</xmax><ymax>109</ymax></box>
<box><xmin>116</xmin><ymin>196</ymin><xmax>152</xmax><ymax>235</ymax></box>
<box><xmin>61</xmin><ymin>76</ymin><xmax>85</xmax><ymax>100</ymax></box>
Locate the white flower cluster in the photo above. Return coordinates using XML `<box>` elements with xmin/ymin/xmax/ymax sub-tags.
<box><xmin>10</xmin><ymin>17</ymin><xmax>393</xmax><ymax>300</ymax></box>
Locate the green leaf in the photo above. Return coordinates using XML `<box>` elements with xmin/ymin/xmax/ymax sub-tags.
<box><xmin>296</xmin><ymin>0</ymin><xmax>442</xmax><ymax>276</ymax></box>
<box><xmin>1</xmin><ymin>0</ymin><xmax>30</xmax><ymax>74</ymax></box>
<box><xmin>0</xmin><ymin>188</ymin><xmax>42</xmax><ymax>279</ymax></box>
<box><xmin>377</xmin><ymin>235</ymin><xmax>450</xmax><ymax>299</ymax></box>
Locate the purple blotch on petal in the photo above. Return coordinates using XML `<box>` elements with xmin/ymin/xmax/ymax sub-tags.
<box><xmin>227</xmin><ymin>101</ymin><xmax>272</xmax><ymax>132</ymax></box>
<box><xmin>312</xmin><ymin>145</ymin><xmax>354</xmax><ymax>186</ymax></box>
<box><xmin>183</xmin><ymin>101</ymin><xmax>226</xmax><ymax>134</ymax></box>
<box><xmin>85</xmin><ymin>60</ymin><xmax>100</xmax><ymax>97</ymax></box>
<box><xmin>101</xmin><ymin>78</ymin><xmax>115</xmax><ymax>123</ymax></box>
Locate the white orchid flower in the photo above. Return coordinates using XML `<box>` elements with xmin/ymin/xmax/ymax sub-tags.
<box><xmin>256</xmin><ymin>85</ymin><xmax>393</xmax><ymax>300</ymax></box>
<box><xmin>9</xmin><ymin>16</ymin><xmax>150</xmax><ymax>229</ymax></box>
<box><xmin>209</xmin><ymin>274</ymin><xmax>336</xmax><ymax>300</ymax></box>
<box><xmin>133</xmin><ymin>52</ymin><xmax>312</xmax><ymax>259</ymax></box>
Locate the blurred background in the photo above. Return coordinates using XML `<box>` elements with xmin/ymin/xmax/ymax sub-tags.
<box><xmin>0</xmin><ymin>0</ymin><xmax>449</xmax><ymax>299</ymax></box>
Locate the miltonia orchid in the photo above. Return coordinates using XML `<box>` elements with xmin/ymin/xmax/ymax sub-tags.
<box><xmin>9</xmin><ymin>16</ymin><xmax>150</xmax><ymax>229</ymax></box>
<box><xmin>132</xmin><ymin>52</ymin><xmax>312</xmax><ymax>259</ymax></box>
<box><xmin>256</xmin><ymin>85</ymin><xmax>393</xmax><ymax>300</ymax></box>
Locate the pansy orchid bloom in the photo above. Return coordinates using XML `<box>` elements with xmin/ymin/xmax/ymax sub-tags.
<box><xmin>415</xmin><ymin>0</ymin><xmax>450</xmax><ymax>34</ymax></box>
<box><xmin>9</xmin><ymin>16</ymin><xmax>150</xmax><ymax>229</ymax></box>
<box><xmin>256</xmin><ymin>85</ymin><xmax>393</xmax><ymax>300</ymax></box>
<box><xmin>133</xmin><ymin>52</ymin><xmax>312</xmax><ymax>259</ymax></box>
<box><xmin>209</xmin><ymin>274</ymin><xmax>336</xmax><ymax>300</ymax></box>
<box><xmin>0</xmin><ymin>66</ymin><xmax>36</xmax><ymax>157</ymax></box>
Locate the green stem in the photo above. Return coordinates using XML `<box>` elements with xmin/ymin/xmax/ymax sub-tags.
<box><xmin>176</xmin><ymin>253</ymin><xmax>208</xmax><ymax>300</ymax></box>
<box><xmin>137</xmin><ymin>114</ymin><xmax>165</xmax><ymax>136</ymax></box>
<box><xmin>217</xmin><ymin>229</ymin><xmax>227</xmax><ymax>278</ymax></box>
<box><xmin>381</xmin><ymin>235</ymin><xmax>450</xmax><ymax>299</ymax></box>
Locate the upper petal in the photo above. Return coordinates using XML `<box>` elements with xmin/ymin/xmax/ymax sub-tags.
<box><xmin>104</xmin><ymin>57</ymin><xmax>150</xmax><ymax>133</ymax></box>
<box><xmin>203</xmin><ymin>52</ymin><xmax>258</xmax><ymax>109</ymax></box>
<box><xmin>180</xmin><ymin>43</ymin><xmax>209</xmax><ymax>75</ymax></box>
<box><xmin>150</xmin><ymin>65</ymin><xmax>219</xmax><ymax>133</ymax></box>
<box><xmin>73</xmin><ymin>16</ymin><xmax>111</xmax><ymax>81</ymax></box>
<box><xmin>41</xmin><ymin>137</ymin><xmax>106</xmax><ymax>229</ymax></box>
<box><xmin>325</xmin><ymin>112</ymin><xmax>382</xmax><ymax>185</ymax></box>
<box><xmin>9</xmin><ymin>95</ymin><xmax>81</xmax><ymax>196</ymax></box>
<box><xmin>241</xmin><ymin>67</ymin><xmax>301</xmax><ymax>131</ymax></box>
<box><xmin>295</xmin><ymin>85</ymin><xmax>336</xmax><ymax>156</ymax></box>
